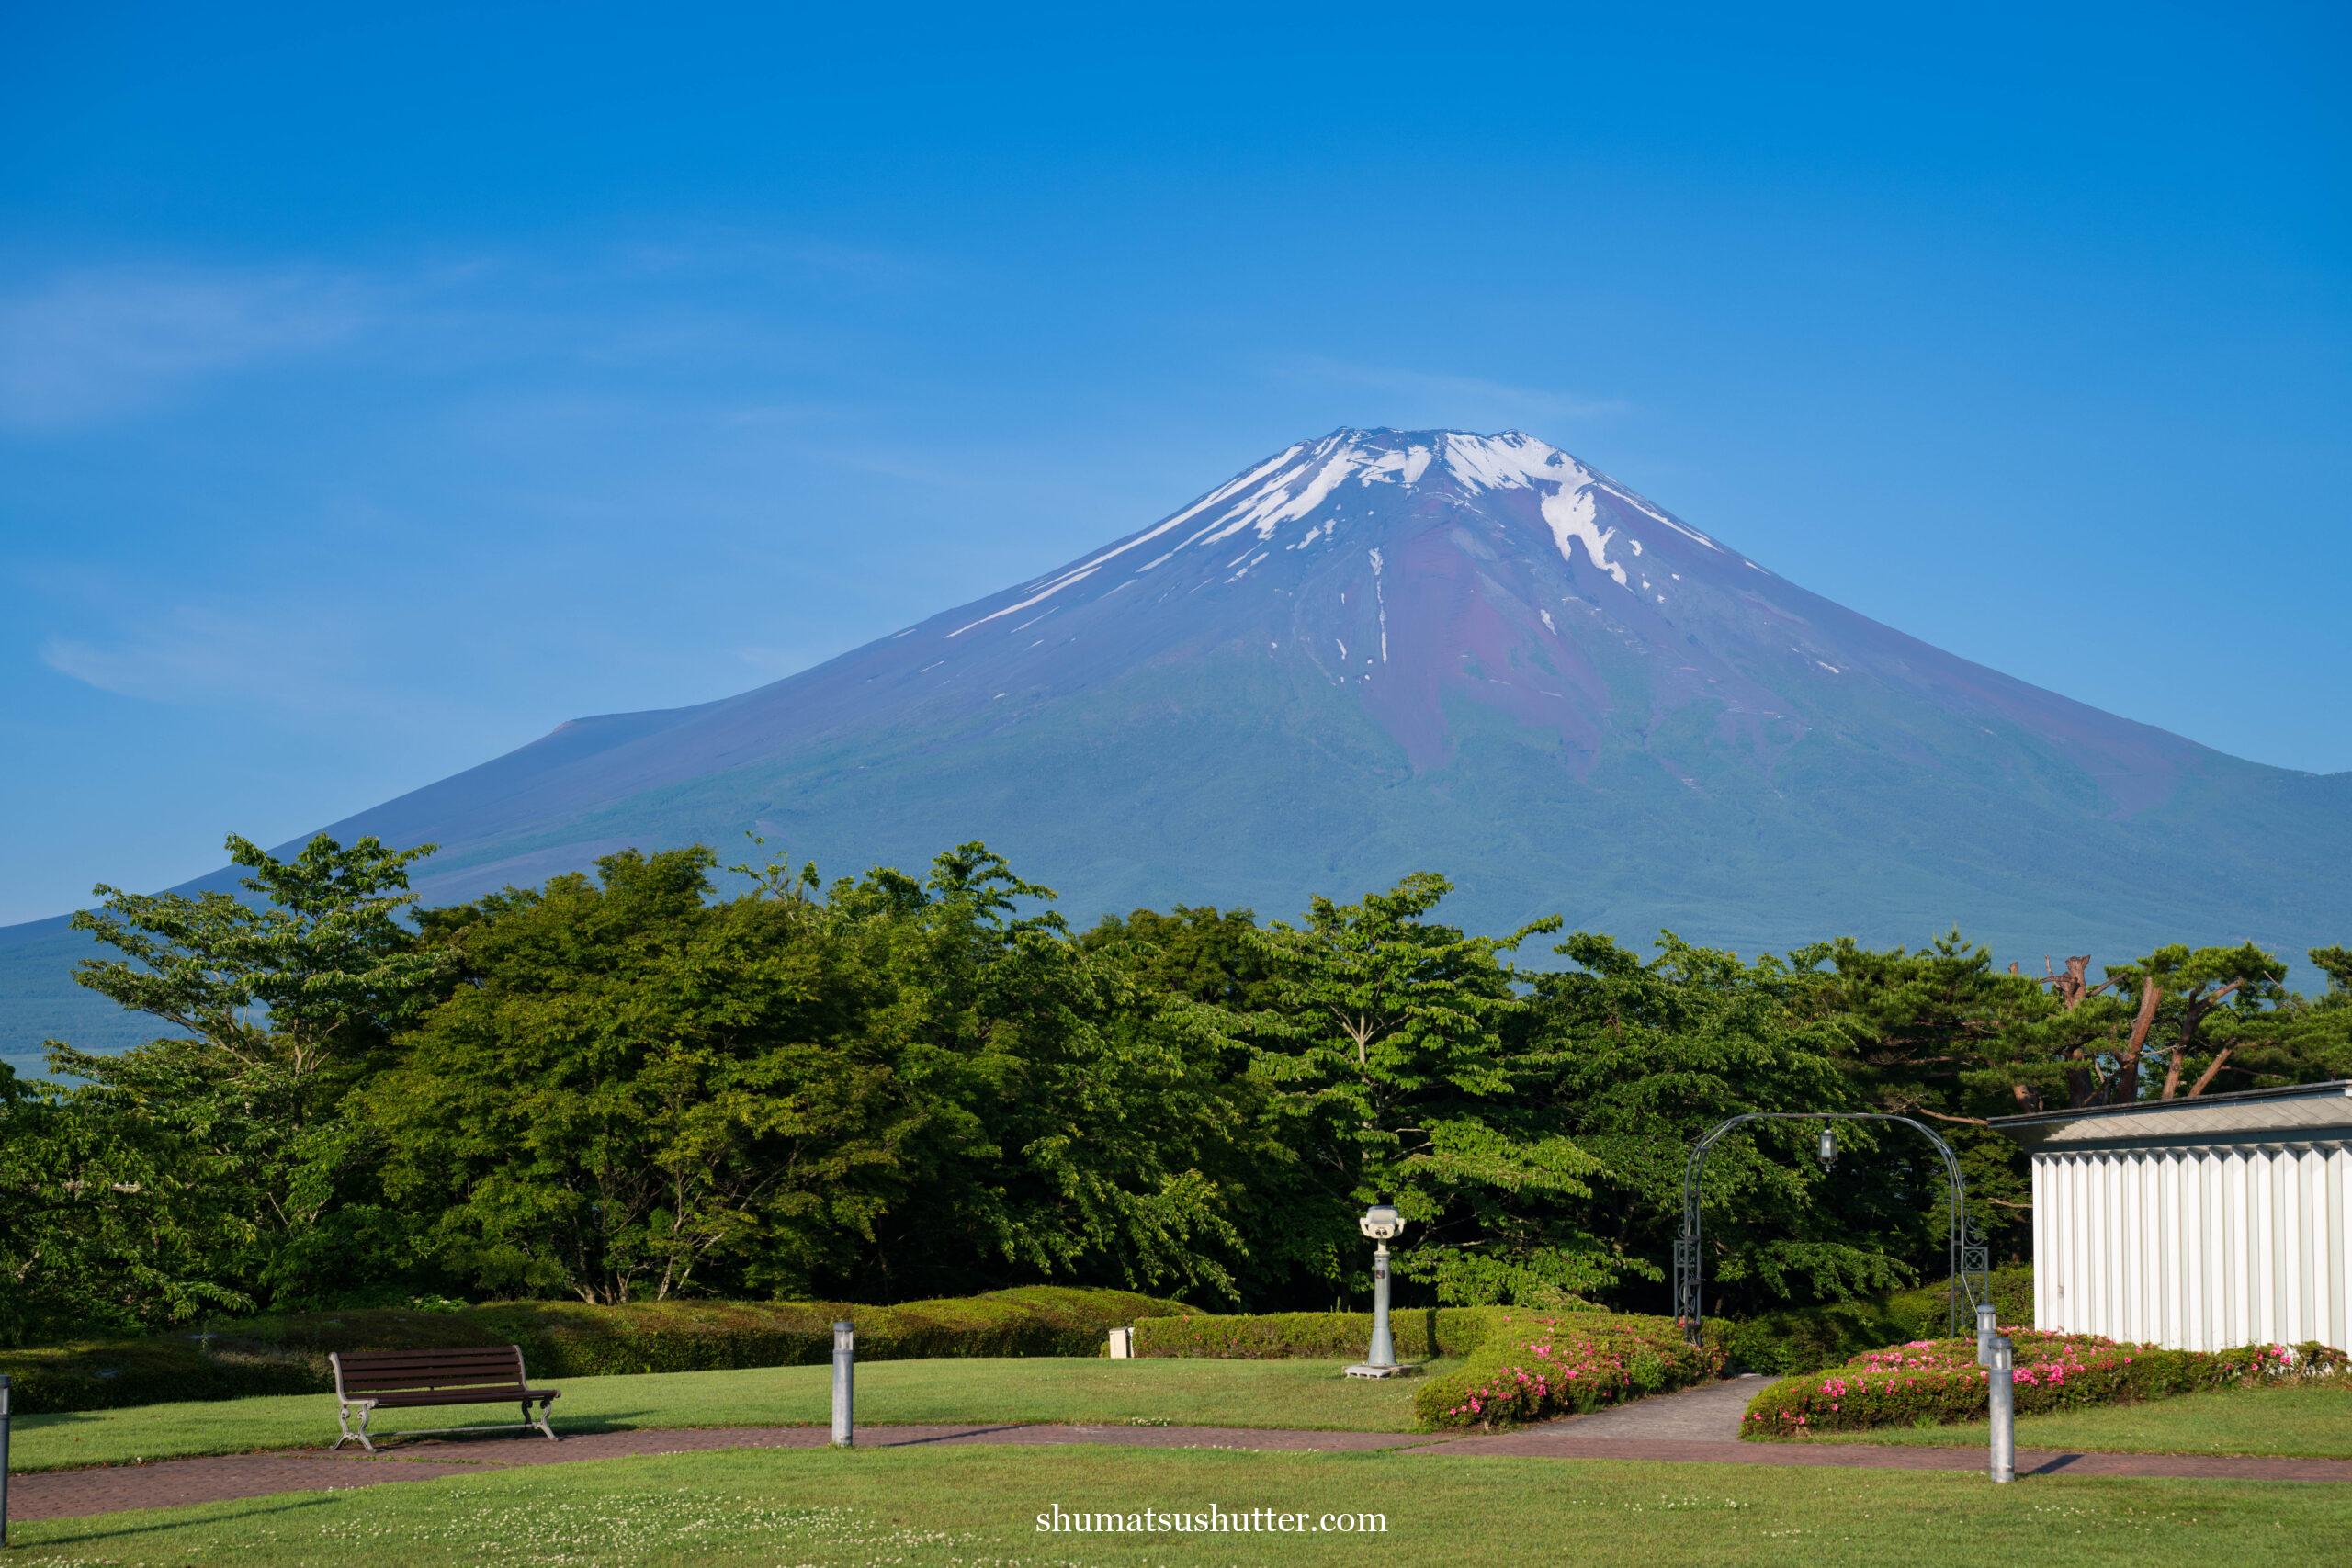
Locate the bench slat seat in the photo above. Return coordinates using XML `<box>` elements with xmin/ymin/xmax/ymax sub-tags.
<box><xmin>329</xmin><ymin>1344</ymin><xmax>560</xmax><ymax>1452</ymax></box>
<box><xmin>361</xmin><ymin>1385</ymin><xmax>561</xmax><ymax>1407</ymax></box>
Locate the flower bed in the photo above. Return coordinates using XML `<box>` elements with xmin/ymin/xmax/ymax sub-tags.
<box><xmin>1743</xmin><ymin>1330</ymin><xmax>2348</xmax><ymax>1438</ymax></box>
<box><xmin>1414</xmin><ymin>1310</ymin><xmax>1725</xmax><ymax>1432</ymax></box>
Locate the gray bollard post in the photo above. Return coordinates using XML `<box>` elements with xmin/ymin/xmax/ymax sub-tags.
<box><xmin>1976</xmin><ymin>1301</ymin><xmax>1997</xmax><ymax>1366</ymax></box>
<box><xmin>1987</xmin><ymin>1335</ymin><xmax>2015</xmax><ymax>1483</ymax></box>
<box><xmin>2</xmin><ymin>1372</ymin><xmax>12</xmax><ymax>1546</ymax></box>
<box><xmin>831</xmin><ymin>1320</ymin><xmax>854</xmax><ymax>1448</ymax></box>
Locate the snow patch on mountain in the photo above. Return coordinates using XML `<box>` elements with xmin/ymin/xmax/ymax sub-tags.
<box><xmin>1440</xmin><ymin>430</ymin><xmax>1589</xmax><ymax>491</ymax></box>
<box><xmin>1610</xmin><ymin>484</ymin><xmax>1723</xmax><ymax>552</ymax></box>
<box><xmin>945</xmin><ymin>427</ymin><xmax>1739</xmax><ymax>641</ymax></box>
<box><xmin>1355</xmin><ymin>443</ymin><xmax>1434</xmax><ymax>486</ymax></box>
<box><xmin>1539</xmin><ymin>484</ymin><xmax>1627</xmax><ymax>587</ymax></box>
<box><xmin>949</xmin><ymin>566</ymin><xmax>1102</xmax><ymax>637</ymax></box>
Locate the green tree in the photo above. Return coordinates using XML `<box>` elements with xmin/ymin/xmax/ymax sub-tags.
<box><xmin>1079</xmin><ymin>905</ymin><xmax>1278</xmax><ymax>1010</ymax></box>
<box><xmin>828</xmin><ymin>846</ymin><xmax>1255</xmax><ymax>1303</ymax></box>
<box><xmin>0</xmin><ymin>1062</ymin><xmax>248</xmax><ymax>1341</ymax></box>
<box><xmin>1531</xmin><ymin>931</ymin><xmax>1905</xmax><ymax>1313</ymax></box>
<box><xmin>1213</xmin><ymin>873</ymin><xmax>1600</xmax><ymax>1305</ymax></box>
<box><xmin>2102</xmin><ymin>942</ymin><xmax>2291</xmax><ymax>1100</ymax></box>
<box><xmin>373</xmin><ymin>846</ymin><xmax>918</xmax><ymax>1303</ymax></box>
<box><xmin>47</xmin><ymin>832</ymin><xmax>446</xmax><ymax>1311</ymax></box>
<box><xmin>1811</xmin><ymin>933</ymin><xmax>2042</xmax><ymax>1247</ymax></box>
<box><xmin>2222</xmin><ymin>944</ymin><xmax>2352</xmax><ymax>1089</ymax></box>
<box><xmin>375</xmin><ymin>841</ymin><xmax>1259</xmax><ymax>1306</ymax></box>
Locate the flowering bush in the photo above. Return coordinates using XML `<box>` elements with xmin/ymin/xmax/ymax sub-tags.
<box><xmin>1414</xmin><ymin>1310</ymin><xmax>1725</xmax><ymax>1431</ymax></box>
<box><xmin>1742</xmin><ymin>1330</ymin><xmax>2347</xmax><ymax>1438</ymax></box>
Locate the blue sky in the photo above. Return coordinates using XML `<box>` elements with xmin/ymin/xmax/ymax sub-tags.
<box><xmin>1</xmin><ymin>1</ymin><xmax>2346</xmax><ymax>924</ymax></box>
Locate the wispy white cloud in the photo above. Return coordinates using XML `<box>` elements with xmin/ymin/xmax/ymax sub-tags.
<box><xmin>0</xmin><ymin>267</ymin><xmax>375</xmax><ymax>432</ymax></box>
<box><xmin>0</xmin><ymin>231</ymin><xmax>931</xmax><ymax>436</ymax></box>
<box><xmin>40</xmin><ymin>607</ymin><xmax>373</xmax><ymax>715</ymax></box>
<box><xmin>1266</xmin><ymin>354</ymin><xmax>1628</xmax><ymax>433</ymax></box>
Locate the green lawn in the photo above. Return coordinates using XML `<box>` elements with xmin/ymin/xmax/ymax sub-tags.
<box><xmin>12</xmin><ymin>1444</ymin><xmax>2348</xmax><ymax>1567</ymax></box>
<box><xmin>13</xmin><ymin>1356</ymin><xmax>1454</xmax><ymax>1472</ymax></box>
<box><xmin>1804</xmin><ymin>1382</ymin><xmax>2352</xmax><ymax>1459</ymax></box>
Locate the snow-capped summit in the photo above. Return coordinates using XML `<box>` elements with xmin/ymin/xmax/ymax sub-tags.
<box><xmin>949</xmin><ymin>427</ymin><xmax>1739</xmax><ymax>643</ymax></box>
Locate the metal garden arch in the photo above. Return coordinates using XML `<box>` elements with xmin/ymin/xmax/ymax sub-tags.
<box><xmin>1671</xmin><ymin>1111</ymin><xmax>1989</xmax><ymax>1346</ymax></box>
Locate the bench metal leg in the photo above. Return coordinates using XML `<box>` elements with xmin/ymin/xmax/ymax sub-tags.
<box><xmin>334</xmin><ymin>1395</ymin><xmax>552</xmax><ymax>1450</ymax></box>
<box><xmin>334</xmin><ymin>1401</ymin><xmax>378</xmax><ymax>1454</ymax></box>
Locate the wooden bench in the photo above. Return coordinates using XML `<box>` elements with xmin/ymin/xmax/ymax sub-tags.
<box><xmin>329</xmin><ymin>1345</ymin><xmax>560</xmax><ymax>1452</ymax></box>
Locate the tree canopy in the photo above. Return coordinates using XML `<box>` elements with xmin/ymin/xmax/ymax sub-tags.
<box><xmin>9</xmin><ymin>829</ymin><xmax>2345</xmax><ymax>1347</ymax></box>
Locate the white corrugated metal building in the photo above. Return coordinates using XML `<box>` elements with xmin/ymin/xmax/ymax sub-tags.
<box><xmin>1990</xmin><ymin>1081</ymin><xmax>2352</xmax><ymax>1352</ymax></box>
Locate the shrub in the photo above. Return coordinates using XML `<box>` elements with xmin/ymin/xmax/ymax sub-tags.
<box><xmin>1882</xmin><ymin>1267</ymin><xmax>2036</xmax><ymax>1339</ymax></box>
<box><xmin>1414</xmin><ymin>1310</ymin><xmax>1726</xmax><ymax>1431</ymax></box>
<box><xmin>230</xmin><ymin>1284</ymin><xmax>1190</xmax><ymax>1377</ymax></box>
<box><xmin>1743</xmin><ymin>1330</ymin><xmax>2349</xmax><ymax>1438</ymax></box>
<box><xmin>1719</xmin><ymin>1267</ymin><xmax>2037</xmax><ymax>1374</ymax></box>
<box><xmin>0</xmin><ymin>1287</ymin><xmax>1189</xmax><ymax>1414</ymax></box>
<box><xmin>1131</xmin><ymin>1307</ymin><xmax>1504</xmax><ymax>1361</ymax></box>
<box><xmin>0</xmin><ymin>1338</ymin><xmax>324</xmax><ymax>1415</ymax></box>
<box><xmin>1717</xmin><ymin>1302</ymin><xmax>1908</xmax><ymax>1376</ymax></box>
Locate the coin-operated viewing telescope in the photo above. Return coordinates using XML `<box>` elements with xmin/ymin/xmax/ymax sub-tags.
<box><xmin>1345</xmin><ymin>1202</ymin><xmax>1409</xmax><ymax>1378</ymax></box>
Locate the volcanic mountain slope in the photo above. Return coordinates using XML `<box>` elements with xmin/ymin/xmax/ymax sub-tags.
<box><xmin>6</xmin><ymin>428</ymin><xmax>2347</xmax><ymax>1064</ymax></box>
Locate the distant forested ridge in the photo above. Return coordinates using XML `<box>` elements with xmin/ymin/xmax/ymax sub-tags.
<box><xmin>3</xmin><ymin>830</ymin><xmax>2345</xmax><ymax>1348</ymax></box>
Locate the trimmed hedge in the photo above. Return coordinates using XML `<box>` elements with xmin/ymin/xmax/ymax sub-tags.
<box><xmin>1719</xmin><ymin>1267</ymin><xmax>2037</xmax><ymax>1375</ymax></box>
<box><xmin>0</xmin><ymin>1286</ymin><xmax>1190</xmax><ymax>1415</ymax></box>
<box><xmin>0</xmin><ymin>1339</ymin><xmax>324</xmax><ymax>1416</ymax></box>
<box><xmin>1414</xmin><ymin>1310</ymin><xmax>1726</xmax><ymax>1432</ymax></box>
<box><xmin>1743</xmin><ymin>1329</ymin><xmax>2349</xmax><ymax>1438</ymax></box>
<box><xmin>1131</xmin><ymin>1307</ymin><xmax>1505</xmax><ymax>1362</ymax></box>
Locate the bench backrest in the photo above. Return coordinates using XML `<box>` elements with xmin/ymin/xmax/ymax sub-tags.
<box><xmin>331</xmin><ymin>1345</ymin><xmax>533</xmax><ymax>1398</ymax></box>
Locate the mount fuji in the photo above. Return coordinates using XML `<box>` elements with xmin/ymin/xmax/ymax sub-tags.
<box><xmin>6</xmin><ymin>427</ymin><xmax>2347</xmax><ymax>1063</ymax></box>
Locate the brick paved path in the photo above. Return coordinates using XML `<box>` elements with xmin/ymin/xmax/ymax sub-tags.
<box><xmin>1522</xmin><ymin>1371</ymin><xmax>1781</xmax><ymax>1439</ymax></box>
<box><xmin>13</xmin><ymin>1415</ymin><xmax>2350</xmax><ymax>1522</ymax></box>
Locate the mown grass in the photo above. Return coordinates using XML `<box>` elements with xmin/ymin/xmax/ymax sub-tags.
<box><xmin>11</xmin><ymin>1444</ymin><xmax>2348</xmax><ymax>1567</ymax></box>
<box><xmin>1807</xmin><ymin>1382</ymin><xmax>2352</xmax><ymax>1459</ymax></box>
<box><xmin>13</xmin><ymin>1355</ymin><xmax>1456</xmax><ymax>1472</ymax></box>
